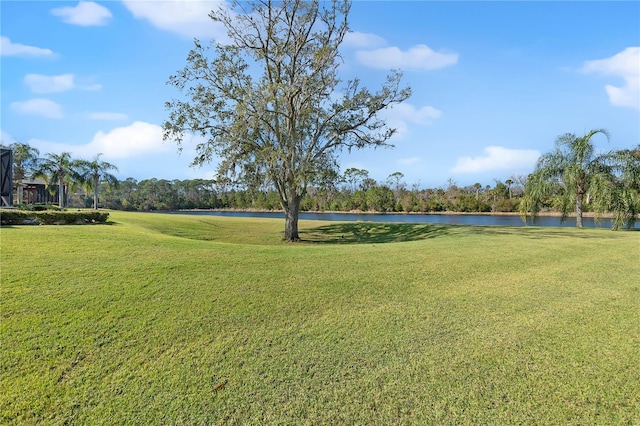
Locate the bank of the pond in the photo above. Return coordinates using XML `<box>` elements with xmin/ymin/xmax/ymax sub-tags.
<box><xmin>168</xmin><ymin>210</ymin><xmax>632</xmax><ymax>228</ymax></box>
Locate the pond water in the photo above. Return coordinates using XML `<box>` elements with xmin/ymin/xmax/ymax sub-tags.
<box><xmin>169</xmin><ymin>210</ymin><xmax>632</xmax><ymax>229</ymax></box>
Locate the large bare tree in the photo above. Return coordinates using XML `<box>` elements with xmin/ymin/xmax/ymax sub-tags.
<box><xmin>163</xmin><ymin>0</ymin><xmax>411</xmax><ymax>241</ymax></box>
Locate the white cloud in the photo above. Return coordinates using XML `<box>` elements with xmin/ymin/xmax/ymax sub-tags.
<box><xmin>11</xmin><ymin>99</ymin><xmax>63</xmax><ymax>119</ymax></box>
<box><xmin>24</xmin><ymin>74</ymin><xmax>102</xmax><ymax>93</ymax></box>
<box><xmin>380</xmin><ymin>103</ymin><xmax>442</xmax><ymax>139</ymax></box>
<box><xmin>51</xmin><ymin>1</ymin><xmax>112</xmax><ymax>26</ymax></box>
<box><xmin>122</xmin><ymin>0</ymin><xmax>229</xmax><ymax>40</ymax></box>
<box><xmin>24</xmin><ymin>74</ymin><xmax>75</xmax><ymax>93</ymax></box>
<box><xmin>356</xmin><ymin>44</ymin><xmax>458</xmax><ymax>70</ymax></box>
<box><xmin>22</xmin><ymin>121</ymin><xmax>169</xmax><ymax>160</ymax></box>
<box><xmin>87</xmin><ymin>121</ymin><xmax>169</xmax><ymax>159</ymax></box>
<box><xmin>582</xmin><ymin>47</ymin><xmax>640</xmax><ymax>109</ymax></box>
<box><xmin>343</xmin><ymin>31</ymin><xmax>387</xmax><ymax>49</ymax></box>
<box><xmin>451</xmin><ymin>146</ymin><xmax>540</xmax><ymax>174</ymax></box>
<box><xmin>386</xmin><ymin>103</ymin><xmax>442</xmax><ymax>124</ymax></box>
<box><xmin>88</xmin><ymin>112</ymin><xmax>129</xmax><ymax>121</ymax></box>
<box><xmin>1</xmin><ymin>36</ymin><xmax>54</xmax><ymax>57</ymax></box>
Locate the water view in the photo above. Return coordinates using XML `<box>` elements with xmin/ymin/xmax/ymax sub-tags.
<box><xmin>170</xmin><ymin>210</ymin><xmax>631</xmax><ymax>229</ymax></box>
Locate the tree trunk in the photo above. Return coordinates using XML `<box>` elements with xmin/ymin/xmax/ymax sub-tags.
<box><xmin>575</xmin><ymin>190</ymin><xmax>583</xmax><ymax>228</ymax></box>
<box><xmin>58</xmin><ymin>178</ymin><xmax>65</xmax><ymax>210</ymax></box>
<box><xmin>284</xmin><ymin>196</ymin><xmax>301</xmax><ymax>242</ymax></box>
<box><xmin>94</xmin><ymin>181</ymin><xmax>99</xmax><ymax>210</ymax></box>
<box><xmin>17</xmin><ymin>183</ymin><xmax>23</xmax><ymax>204</ymax></box>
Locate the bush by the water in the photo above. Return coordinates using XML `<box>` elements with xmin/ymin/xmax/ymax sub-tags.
<box><xmin>0</xmin><ymin>209</ymin><xmax>109</xmax><ymax>225</ymax></box>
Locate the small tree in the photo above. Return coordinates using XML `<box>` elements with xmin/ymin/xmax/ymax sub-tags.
<box><xmin>163</xmin><ymin>0</ymin><xmax>411</xmax><ymax>241</ymax></box>
<box><xmin>600</xmin><ymin>145</ymin><xmax>640</xmax><ymax>229</ymax></box>
<box><xmin>505</xmin><ymin>178</ymin><xmax>513</xmax><ymax>199</ymax></box>
<box><xmin>342</xmin><ymin>167</ymin><xmax>369</xmax><ymax>193</ymax></box>
<box><xmin>520</xmin><ymin>129</ymin><xmax>612</xmax><ymax>227</ymax></box>
<box><xmin>78</xmin><ymin>153</ymin><xmax>119</xmax><ymax>210</ymax></box>
<box><xmin>31</xmin><ymin>152</ymin><xmax>83</xmax><ymax>209</ymax></box>
<box><xmin>9</xmin><ymin>142</ymin><xmax>40</xmax><ymax>204</ymax></box>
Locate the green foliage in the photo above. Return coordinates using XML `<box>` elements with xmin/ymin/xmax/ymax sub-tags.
<box><xmin>521</xmin><ymin>129</ymin><xmax>614</xmax><ymax>227</ymax></box>
<box><xmin>76</xmin><ymin>153</ymin><xmax>119</xmax><ymax>210</ymax></box>
<box><xmin>0</xmin><ymin>209</ymin><xmax>109</xmax><ymax>225</ymax></box>
<box><xmin>9</xmin><ymin>142</ymin><xmax>40</xmax><ymax>182</ymax></box>
<box><xmin>31</xmin><ymin>152</ymin><xmax>85</xmax><ymax>209</ymax></box>
<box><xmin>17</xmin><ymin>203</ymin><xmax>61</xmax><ymax>212</ymax></box>
<box><xmin>1</xmin><ymin>211</ymin><xmax>639</xmax><ymax>424</ymax></box>
<box><xmin>164</xmin><ymin>0</ymin><xmax>411</xmax><ymax>240</ymax></box>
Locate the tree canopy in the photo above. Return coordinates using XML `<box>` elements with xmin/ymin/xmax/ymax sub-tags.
<box><xmin>31</xmin><ymin>152</ymin><xmax>84</xmax><ymax>209</ymax></box>
<box><xmin>519</xmin><ymin>129</ymin><xmax>639</xmax><ymax>229</ymax></box>
<box><xmin>163</xmin><ymin>0</ymin><xmax>411</xmax><ymax>241</ymax></box>
<box><xmin>78</xmin><ymin>153</ymin><xmax>119</xmax><ymax>210</ymax></box>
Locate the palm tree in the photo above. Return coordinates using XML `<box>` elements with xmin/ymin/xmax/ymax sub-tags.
<box><xmin>31</xmin><ymin>152</ymin><xmax>83</xmax><ymax>209</ymax></box>
<box><xmin>520</xmin><ymin>129</ymin><xmax>612</xmax><ymax>227</ymax></box>
<box><xmin>505</xmin><ymin>178</ymin><xmax>513</xmax><ymax>199</ymax></box>
<box><xmin>78</xmin><ymin>153</ymin><xmax>119</xmax><ymax>210</ymax></box>
<box><xmin>600</xmin><ymin>145</ymin><xmax>640</xmax><ymax>229</ymax></box>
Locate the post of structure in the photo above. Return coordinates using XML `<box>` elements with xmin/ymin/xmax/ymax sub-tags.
<box><xmin>0</xmin><ymin>148</ymin><xmax>13</xmax><ymax>207</ymax></box>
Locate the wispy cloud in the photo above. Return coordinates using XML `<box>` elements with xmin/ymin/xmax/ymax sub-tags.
<box><xmin>0</xmin><ymin>130</ymin><xmax>17</xmax><ymax>146</ymax></box>
<box><xmin>1</xmin><ymin>36</ymin><xmax>54</xmax><ymax>57</ymax></box>
<box><xmin>11</xmin><ymin>99</ymin><xmax>63</xmax><ymax>119</ymax></box>
<box><xmin>87</xmin><ymin>112</ymin><xmax>128</xmax><ymax>121</ymax></box>
<box><xmin>122</xmin><ymin>0</ymin><xmax>228</xmax><ymax>40</ymax></box>
<box><xmin>356</xmin><ymin>44</ymin><xmax>458</xmax><ymax>71</ymax></box>
<box><xmin>582</xmin><ymin>47</ymin><xmax>640</xmax><ymax>109</ymax></box>
<box><xmin>24</xmin><ymin>74</ymin><xmax>74</xmax><ymax>93</ymax></box>
<box><xmin>343</xmin><ymin>31</ymin><xmax>387</xmax><ymax>49</ymax></box>
<box><xmin>51</xmin><ymin>1</ymin><xmax>112</xmax><ymax>26</ymax></box>
<box><xmin>381</xmin><ymin>103</ymin><xmax>442</xmax><ymax>139</ymax></box>
<box><xmin>24</xmin><ymin>74</ymin><xmax>102</xmax><ymax>93</ymax></box>
<box><xmin>397</xmin><ymin>157</ymin><xmax>422</xmax><ymax>165</ymax></box>
<box><xmin>452</xmin><ymin>146</ymin><xmax>540</xmax><ymax>174</ymax></box>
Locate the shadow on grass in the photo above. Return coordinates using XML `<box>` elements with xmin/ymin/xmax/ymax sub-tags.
<box><xmin>301</xmin><ymin>222</ymin><xmax>636</xmax><ymax>244</ymax></box>
<box><xmin>301</xmin><ymin>222</ymin><xmax>453</xmax><ymax>244</ymax></box>
<box><xmin>463</xmin><ymin>224</ymin><xmax>636</xmax><ymax>239</ymax></box>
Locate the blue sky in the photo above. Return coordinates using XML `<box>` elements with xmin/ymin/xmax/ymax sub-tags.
<box><xmin>2</xmin><ymin>1</ymin><xmax>639</xmax><ymax>188</ymax></box>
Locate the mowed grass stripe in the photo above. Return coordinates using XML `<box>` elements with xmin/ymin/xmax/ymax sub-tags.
<box><xmin>1</xmin><ymin>211</ymin><xmax>638</xmax><ymax>424</ymax></box>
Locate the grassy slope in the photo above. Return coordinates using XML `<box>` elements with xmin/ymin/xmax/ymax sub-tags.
<box><xmin>1</xmin><ymin>211</ymin><xmax>639</xmax><ymax>425</ymax></box>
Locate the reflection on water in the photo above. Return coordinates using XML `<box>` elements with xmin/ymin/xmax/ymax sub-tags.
<box><xmin>170</xmin><ymin>210</ymin><xmax>632</xmax><ymax>229</ymax></box>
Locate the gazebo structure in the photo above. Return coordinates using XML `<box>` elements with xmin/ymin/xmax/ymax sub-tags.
<box><xmin>16</xmin><ymin>179</ymin><xmax>60</xmax><ymax>205</ymax></box>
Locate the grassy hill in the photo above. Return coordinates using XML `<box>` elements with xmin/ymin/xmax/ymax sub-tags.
<box><xmin>2</xmin><ymin>211</ymin><xmax>638</xmax><ymax>424</ymax></box>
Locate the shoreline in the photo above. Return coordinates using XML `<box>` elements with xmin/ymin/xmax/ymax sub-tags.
<box><xmin>180</xmin><ymin>208</ymin><xmax>612</xmax><ymax>218</ymax></box>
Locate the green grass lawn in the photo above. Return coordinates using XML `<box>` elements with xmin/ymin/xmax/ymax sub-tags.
<box><xmin>1</xmin><ymin>211</ymin><xmax>639</xmax><ymax>424</ymax></box>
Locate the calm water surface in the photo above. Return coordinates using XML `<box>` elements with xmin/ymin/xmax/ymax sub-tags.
<box><xmin>170</xmin><ymin>210</ymin><xmax>630</xmax><ymax>228</ymax></box>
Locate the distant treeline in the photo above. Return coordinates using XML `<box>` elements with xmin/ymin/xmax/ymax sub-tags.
<box><xmin>74</xmin><ymin>173</ymin><xmax>539</xmax><ymax>214</ymax></box>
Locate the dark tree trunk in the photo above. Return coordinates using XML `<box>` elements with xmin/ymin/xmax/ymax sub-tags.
<box><xmin>284</xmin><ymin>196</ymin><xmax>301</xmax><ymax>242</ymax></box>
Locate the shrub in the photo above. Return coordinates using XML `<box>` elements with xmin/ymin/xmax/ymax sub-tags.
<box><xmin>0</xmin><ymin>210</ymin><xmax>109</xmax><ymax>226</ymax></box>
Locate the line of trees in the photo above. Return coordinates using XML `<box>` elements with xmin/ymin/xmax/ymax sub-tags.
<box><xmin>95</xmin><ymin>172</ymin><xmax>525</xmax><ymax>214</ymax></box>
<box><xmin>4</xmin><ymin>139</ymin><xmax>639</xmax><ymax>229</ymax></box>
<box><xmin>5</xmin><ymin>142</ymin><xmax>118</xmax><ymax>210</ymax></box>
<box><xmin>3</xmin><ymin>139</ymin><xmax>639</xmax><ymax>229</ymax></box>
